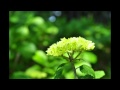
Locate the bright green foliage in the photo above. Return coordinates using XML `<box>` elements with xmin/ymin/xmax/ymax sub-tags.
<box><xmin>32</xmin><ymin>50</ymin><xmax>48</xmax><ymax>66</ymax></box>
<box><xmin>25</xmin><ymin>69</ymin><xmax>47</xmax><ymax>79</ymax></box>
<box><xmin>95</xmin><ymin>71</ymin><xmax>105</xmax><ymax>79</ymax></box>
<box><xmin>9</xmin><ymin>11</ymin><xmax>110</xmax><ymax>79</ymax></box>
<box><xmin>46</xmin><ymin>26</ymin><xmax>59</xmax><ymax>35</ymax></box>
<box><xmin>24</xmin><ymin>65</ymin><xmax>47</xmax><ymax>79</ymax></box>
<box><xmin>46</xmin><ymin>36</ymin><xmax>105</xmax><ymax>79</ymax></box>
<box><xmin>81</xmin><ymin>52</ymin><xmax>97</xmax><ymax>64</ymax></box>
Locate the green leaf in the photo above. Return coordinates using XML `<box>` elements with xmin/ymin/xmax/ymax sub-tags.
<box><xmin>16</xmin><ymin>26</ymin><xmax>29</xmax><ymax>37</ymax></box>
<box><xmin>32</xmin><ymin>50</ymin><xmax>47</xmax><ymax>66</ymax></box>
<box><xmin>95</xmin><ymin>71</ymin><xmax>105</xmax><ymax>79</ymax></box>
<box><xmin>54</xmin><ymin>63</ymin><xmax>66</xmax><ymax>79</ymax></box>
<box><xmin>18</xmin><ymin>42</ymin><xmax>37</xmax><ymax>58</ymax></box>
<box><xmin>54</xmin><ymin>68</ymin><xmax>63</xmax><ymax>79</ymax></box>
<box><xmin>25</xmin><ymin>66</ymin><xmax>47</xmax><ymax>79</ymax></box>
<box><xmin>11</xmin><ymin>71</ymin><xmax>31</xmax><ymax>79</ymax></box>
<box><xmin>56</xmin><ymin>63</ymin><xmax>66</xmax><ymax>70</ymax></box>
<box><xmin>46</xmin><ymin>26</ymin><xmax>58</xmax><ymax>35</ymax></box>
<box><xmin>81</xmin><ymin>52</ymin><xmax>97</xmax><ymax>64</ymax></box>
<box><xmin>80</xmin><ymin>65</ymin><xmax>95</xmax><ymax>77</ymax></box>
<box><xmin>75</xmin><ymin>60</ymin><xmax>91</xmax><ymax>68</ymax></box>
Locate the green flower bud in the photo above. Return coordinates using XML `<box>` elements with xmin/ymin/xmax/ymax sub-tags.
<box><xmin>46</xmin><ymin>36</ymin><xmax>95</xmax><ymax>56</ymax></box>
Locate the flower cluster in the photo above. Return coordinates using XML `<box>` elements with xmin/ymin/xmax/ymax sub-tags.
<box><xmin>46</xmin><ymin>36</ymin><xmax>95</xmax><ymax>56</ymax></box>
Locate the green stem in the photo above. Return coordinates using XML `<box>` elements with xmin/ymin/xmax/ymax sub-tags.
<box><xmin>74</xmin><ymin>51</ymin><xmax>81</xmax><ymax>59</ymax></box>
<box><xmin>67</xmin><ymin>52</ymin><xmax>78</xmax><ymax>79</ymax></box>
<box><xmin>70</xmin><ymin>61</ymin><xmax>78</xmax><ymax>79</ymax></box>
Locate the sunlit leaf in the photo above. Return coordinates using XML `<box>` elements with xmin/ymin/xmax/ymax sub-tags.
<box><xmin>46</xmin><ymin>26</ymin><xmax>58</xmax><ymax>35</ymax></box>
<box><xmin>32</xmin><ymin>50</ymin><xmax>48</xmax><ymax>66</ymax></box>
<box><xmin>25</xmin><ymin>70</ymin><xmax>47</xmax><ymax>79</ymax></box>
<box><xmin>95</xmin><ymin>71</ymin><xmax>105</xmax><ymax>79</ymax></box>
<box><xmin>16</xmin><ymin>26</ymin><xmax>29</xmax><ymax>36</ymax></box>
<box><xmin>75</xmin><ymin>60</ymin><xmax>91</xmax><ymax>68</ymax></box>
<box><xmin>31</xmin><ymin>17</ymin><xmax>45</xmax><ymax>25</ymax></box>
<box><xmin>81</xmin><ymin>52</ymin><xmax>97</xmax><ymax>64</ymax></box>
<box><xmin>65</xmin><ymin>71</ymin><xmax>74</xmax><ymax>79</ymax></box>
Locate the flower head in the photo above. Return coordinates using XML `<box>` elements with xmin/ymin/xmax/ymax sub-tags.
<box><xmin>46</xmin><ymin>36</ymin><xmax>95</xmax><ymax>56</ymax></box>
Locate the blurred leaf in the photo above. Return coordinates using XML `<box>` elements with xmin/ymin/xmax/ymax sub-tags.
<box><xmin>42</xmin><ymin>41</ymin><xmax>49</xmax><ymax>46</ymax></box>
<box><xmin>31</xmin><ymin>17</ymin><xmax>45</xmax><ymax>26</ymax></box>
<box><xmin>10</xmin><ymin>14</ymin><xmax>19</xmax><ymax>23</ymax></box>
<box><xmin>95</xmin><ymin>71</ymin><xmax>105</xmax><ymax>79</ymax></box>
<box><xmin>32</xmin><ymin>50</ymin><xmax>48</xmax><ymax>66</ymax></box>
<box><xmin>11</xmin><ymin>71</ymin><xmax>31</xmax><ymax>79</ymax></box>
<box><xmin>65</xmin><ymin>71</ymin><xmax>74</xmax><ymax>79</ymax></box>
<box><xmin>25</xmin><ymin>70</ymin><xmax>47</xmax><ymax>79</ymax></box>
<box><xmin>16</xmin><ymin>26</ymin><xmax>29</xmax><ymax>37</ymax></box>
<box><xmin>18</xmin><ymin>42</ymin><xmax>37</xmax><ymax>58</ymax></box>
<box><xmin>25</xmin><ymin>65</ymin><xmax>47</xmax><ymax>78</ymax></box>
<box><xmin>80</xmin><ymin>65</ymin><xmax>95</xmax><ymax>77</ymax></box>
<box><xmin>26</xmin><ymin>65</ymin><xmax>41</xmax><ymax>71</ymax></box>
<box><xmin>9</xmin><ymin>50</ymin><xmax>14</xmax><ymax>60</ymax></box>
<box><xmin>81</xmin><ymin>52</ymin><xmax>97</xmax><ymax>64</ymax></box>
<box><xmin>46</xmin><ymin>26</ymin><xmax>58</xmax><ymax>35</ymax></box>
<box><xmin>43</xmin><ymin>68</ymin><xmax>55</xmax><ymax>75</ymax></box>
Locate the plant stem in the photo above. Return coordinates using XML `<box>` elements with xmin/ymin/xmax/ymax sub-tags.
<box><xmin>67</xmin><ymin>52</ymin><xmax>78</xmax><ymax>79</ymax></box>
<box><xmin>70</xmin><ymin>61</ymin><xmax>78</xmax><ymax>79</ymax></box>
<box><xmin>74</xmin><ymin>51</ymin><xmax>81</xmax><ymax>59</ymax></box>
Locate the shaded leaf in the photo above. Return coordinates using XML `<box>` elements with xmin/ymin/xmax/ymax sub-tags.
<box><xmin>54</xmin><ymin>68</ymin><xmax>63</xmax><ymax>79</ymax></box>
<box><xmin>80</xmin><ymin>65</ymin><xmax>95</xmax><ymax>77</ymax></box>
<box><xmin>11</xmin><ymin>71</ymin><xmax>31</xmax><ymax>79</ymax></box>
<box><xmin>56</xmin><ymin>63</ymin><xmax>66</xmax><ymax>70</ymax></box>
<box><xmin>78</xmin><ymin>74</ymin><xmax>94</xmax><ymax>79</ymax></box>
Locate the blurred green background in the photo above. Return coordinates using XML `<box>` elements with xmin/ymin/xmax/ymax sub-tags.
<box><xmin>9</xmin><ymin>11</ymin><xmax>111</xmax><ymax>79</ymax></box>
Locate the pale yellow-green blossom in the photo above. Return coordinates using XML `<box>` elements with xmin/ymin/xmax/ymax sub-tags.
<box><xmin>46</xmin><ymin>36</ymin><xmax>95</xmax><ymax>56</ymax></box>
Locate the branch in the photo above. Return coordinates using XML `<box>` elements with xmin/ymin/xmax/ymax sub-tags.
<box><xmin>67</xmin><ymin>52</ymin><xmax>71</xmax><ymax>58</ymax></box>
<box><xmin>70</xmin><ymin>61</ymin><xmax>78</xmax><ymax>79</ymax></box>
<box><xmin>62</xmin><ymin>55</ymin><xmax>69</xmax><ymax>61</ymax></box>
<box><xmin>74</xmin><ymin>51</ymin><xmax>82</xmax><ymax>59</ymax></box>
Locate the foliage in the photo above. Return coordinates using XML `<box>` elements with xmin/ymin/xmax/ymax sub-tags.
<box><xmin>9</xmin><ymin>11</ymin><xmax>111</xmax><ymax>79</ymax></box>
<box><xmin>46</xmin><ymin>36</ymin><xmax>105</xmax><ymax>79</ymax></box>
